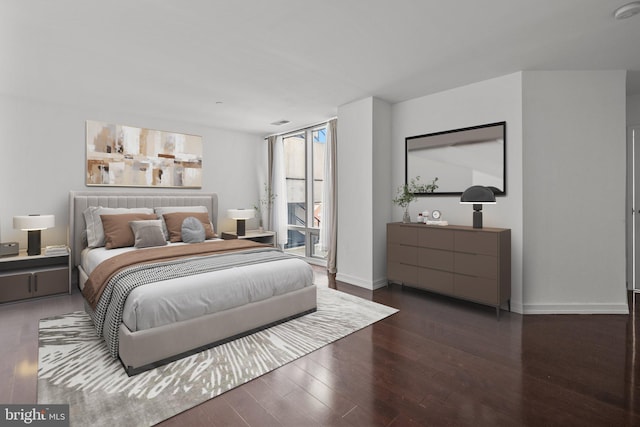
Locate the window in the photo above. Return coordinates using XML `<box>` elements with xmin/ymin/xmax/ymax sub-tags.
<box><xmin>283</xmin><ymin>125</ymin><xmax>327</xmax><ymax>261</ymax></box>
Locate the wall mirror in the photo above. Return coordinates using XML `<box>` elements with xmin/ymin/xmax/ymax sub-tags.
<box><xmin>405</xmin><ymin>121</ymin><xmax>506</xmax><ymax>196</ymax></box>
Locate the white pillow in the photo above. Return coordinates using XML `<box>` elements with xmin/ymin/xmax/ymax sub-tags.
<box><xmin>84</xmin><ymin>206</ymin><xmax>154</xmax><ymax>248</ymax></box>
<box><xmin>154</xmin><ymin>206</ymin><xmax>210</xmax><ymax>240</ymax></box>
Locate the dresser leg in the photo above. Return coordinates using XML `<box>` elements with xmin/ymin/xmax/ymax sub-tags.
<box><xmin>508</xmin><ymin>299</ymin><xmax>511</xmax><ymax>312</ymax></box>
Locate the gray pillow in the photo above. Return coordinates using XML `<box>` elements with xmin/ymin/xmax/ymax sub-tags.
<box><xmin>181</xmin><ymin>216</ymin><xmax>205</xmax><ymax>243</ymax></box>
<box><xmin>129</xmin><ymin>220</ymin><xmax>168</xmax><ymax>248</ymax></box>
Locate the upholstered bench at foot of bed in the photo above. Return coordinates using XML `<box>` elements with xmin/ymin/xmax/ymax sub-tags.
<box><xmin>118</xmin><ymin>285</ymin><xmax>317</xmax><ymax>375</ymax></box>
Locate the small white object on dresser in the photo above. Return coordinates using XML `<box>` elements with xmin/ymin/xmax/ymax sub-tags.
<box><xmin>426</xmin><ymin>209</ymin><xmax>448</xmax><ymax>225</ymax></box>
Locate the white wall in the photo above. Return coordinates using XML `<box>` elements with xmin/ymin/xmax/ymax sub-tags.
<box><xmin>522</xmin><ymin>70</ymin><xmax>628</xmax><ymax>314</ymax></box>
<box><xmin>336</xmin><ymin>97</ymin><xmax>375</xmax><ymax>287</ymax></box>
<box><xmin>628</xmin><ymin>93</ymin><xmax>640</xmax><ymax>289</ymax></box>
<box><xmin>336</xmin><ymin>96</ymin><xmax>392</xmax><ymax>289</ymax></box>
<box><xmin>391</xmin><ymin>73</ymin><xmax>525</xmax><ymax>311</ymax></box>
<box><xmin>0</xmin><ymin>94</ymin><xmax>263</xmax><ymax>249</ymax></box>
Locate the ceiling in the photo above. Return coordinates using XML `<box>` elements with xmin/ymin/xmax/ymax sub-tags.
<box><xmin>2</xmin><ymin>0</ymin><xmax>640</xmax><ymax>136</ymax></box>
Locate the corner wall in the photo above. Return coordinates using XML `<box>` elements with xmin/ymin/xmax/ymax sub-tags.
<box><xmin>522</xmin><ymin>70</ymin><xmax>628</xmax><ymax>313</ymax></box>
<box><xmin>336</xmin><ymin>97</ymin><xmax>392</xmax><ymax>289</ymax></box>
<box><xmin>336</xmin><ymin>97</ymin><xmax>374</xmax><ymax>287</ymax></box>
<box><xmin>372</xmin><ymin>98</ymin><xmax>392</xmax><ymax>288</ymax></box>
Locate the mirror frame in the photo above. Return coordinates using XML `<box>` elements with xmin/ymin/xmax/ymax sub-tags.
<box><xmin>405</xmin><ymin>121</ymin><xmax>507</xmax><ymax>196</ymax></box>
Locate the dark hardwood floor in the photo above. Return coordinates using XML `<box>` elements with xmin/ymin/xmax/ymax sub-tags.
<box><xmin>2</xmin><ymin>266</ymin><xmax>639</xmax><ymax>426</ymax></box>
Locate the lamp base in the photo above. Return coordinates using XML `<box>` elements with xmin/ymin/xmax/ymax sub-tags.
<box><xmin>236</xmin><ymin>219</ymin><xmax>246</xmax><ymax>236</ymax></box>
<box><xmin>27</xmin><ymin>230</ymin><xmax>41</xmax><ymax>256</ymax></box>
<box><xmin>472</xmin><ymin>207</ymin><xmax>483</xmax><ymax>229</ymax></box>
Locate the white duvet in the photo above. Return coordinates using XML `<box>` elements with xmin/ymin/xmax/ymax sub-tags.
<box><xmin>81</xmin><ymin>242</ymin><xmax>314</xmax><ymax>332</ymax></box>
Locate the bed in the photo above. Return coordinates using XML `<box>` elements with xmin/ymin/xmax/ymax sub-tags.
<box><xmin>69</xmin><ymin>191</ymin><xmax>316</xmax><ymax>376</ymax></box>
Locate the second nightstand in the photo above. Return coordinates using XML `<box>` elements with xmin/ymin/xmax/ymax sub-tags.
<box><xmin>221</xmin><ymin>230</ymin><xmax>276</xmax><ymax>247</ymax></box>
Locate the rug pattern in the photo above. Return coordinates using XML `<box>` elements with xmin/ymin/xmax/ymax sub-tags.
<box><xmin>38</xmin><ymin>287</ymin><xmax>398</xmax><ymax>427</ymax></box>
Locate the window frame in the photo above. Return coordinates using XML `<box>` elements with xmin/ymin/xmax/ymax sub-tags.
<box><xmin>282</xmin><ymin>123</ymin><xmax>328</xmax><ymax>261</ymax></box>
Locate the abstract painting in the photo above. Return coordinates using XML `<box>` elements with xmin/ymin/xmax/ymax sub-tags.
<box><xmin>86</xmin><ymin>120</ymin><xmax>202</xmax><ymax>188</ymax></box>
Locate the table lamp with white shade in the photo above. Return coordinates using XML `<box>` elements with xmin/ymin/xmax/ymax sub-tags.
<box><xmin>227</xmin><ymin>209</ymin><xmax>255</xmax><ymax>236</ymax></box>
<box><xmin>13</xmin><ymin>214</ymin><xmax>55</xmax><ymax>256</ymax></box>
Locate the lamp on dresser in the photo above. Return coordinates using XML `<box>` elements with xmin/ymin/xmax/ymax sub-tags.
<box><xmin>13</xmin><ymin>214</ymin><xmax>55</xmax><ymax>256</ymax></box>
<box><xmin>460</xmin><ymin>186</ymin><xmax>496</xmax><ymax>229</ymax></box>
<box><xmin>227</xmin><ymin>209</ymin><xmax>255</xmax><ymax>236</ymax></box>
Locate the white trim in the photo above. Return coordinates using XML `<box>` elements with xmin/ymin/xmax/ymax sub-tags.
<box><xmin>522</xmin><ymin>303</ymin><xmax>629</xmax><ymax>315</ymax></box>
<box><xmin>335</xmin><ymin>272</ymin><xmax>387</xmax><ymax>290</ymax></box>
<box><xmin>509</xmin><ymin>301</ymin><xmax>524</xmax><ymax>314</ymax></box>
<box><xmin>372</xmin><ymin>277</ymin><xmax>389</xmax><ymax>290</ymax></box>
<box><xmin>335</xmin><ymin>273</ymin><xmax>370</xmax><ymax>288</ymax></box>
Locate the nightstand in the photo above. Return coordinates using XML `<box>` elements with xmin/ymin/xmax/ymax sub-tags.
<box><xmin>0</xmin><ymin>248</ymin><xmax>71</xmax><ymax>303</ymax></box>
<box><xmin>221</xmin><ymin>230</ymin><xmax>276</xmax><ymax>247</ymax></box>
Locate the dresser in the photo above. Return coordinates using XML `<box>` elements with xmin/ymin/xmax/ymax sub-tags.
<box><xmin>387</xmin><ymin>222</ymin><xmax>511</xmax><ymax>318</ymax></box>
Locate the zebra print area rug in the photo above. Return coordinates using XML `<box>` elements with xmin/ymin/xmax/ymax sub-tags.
<box><xmin>38</xmin><ymin>287</ymin><xmax>398</xmax><ymax>427</ymax></box>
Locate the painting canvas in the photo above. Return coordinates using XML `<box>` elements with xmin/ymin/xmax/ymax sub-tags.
<box><xmin>86</xmin><ymin>120</ymin><xmax>202</xmax><ymax>188</ymax></box>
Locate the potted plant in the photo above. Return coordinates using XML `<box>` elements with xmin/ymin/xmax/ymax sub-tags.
<box><xmin>253</xmin><ymin>182</ymin><xmax>276</xmax><ymax>232</ymax></box>
<box><xmin>392</xmin><ymin>176</ymin><xmax>438</xmax><ymax>223</ymax></box>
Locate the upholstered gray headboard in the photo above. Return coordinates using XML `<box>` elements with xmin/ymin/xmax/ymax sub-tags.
<box><xmin>69</xmin><ymin>191</ymin><xmax>218</xmax><ymax>268</ymax></box>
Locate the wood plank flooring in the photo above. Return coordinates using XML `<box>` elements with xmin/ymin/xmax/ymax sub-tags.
<box><xmin>1</xmin><ymin>266</ymin><xmax>639</xmax><ymax>426</ymax></box>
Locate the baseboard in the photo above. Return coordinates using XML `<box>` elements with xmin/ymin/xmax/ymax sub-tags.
<box><xmin>522</xmin><ymin>302</ymin><xmax>629</xmax><ymax>315</ymax></box>
<box><xmin>509</xmin><ymin>301</ymin><xmax>524</xmax><ymax>314</ymax></box>
<box><xmin>372</xmin><ymin>277</ymin><xmax>388</xmax><ymax>290</ymax></box>
<box><xmin>335</xmin><ymin>273</ymin><xmax>386</xmax><ymax>290</ymax></box>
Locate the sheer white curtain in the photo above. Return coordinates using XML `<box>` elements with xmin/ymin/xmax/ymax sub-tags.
<box><xmin>320</xmin><ymin>119</ymin><xmax>337</xmax><ymax>274</ymax></box>
<box><xmin>269</xmin><ymin>135</ymin><xmax>288</xmax><ymax>247</ymax></box>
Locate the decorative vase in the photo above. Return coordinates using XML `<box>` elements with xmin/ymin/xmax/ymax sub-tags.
<box><xmin>403</xmin><ymin>208</ymin><xmax>411</xmax><ymax>224</ymax></box>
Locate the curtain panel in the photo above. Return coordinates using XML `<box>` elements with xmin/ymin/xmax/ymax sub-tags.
<box><xmin>321</xmin><ymin>119</ymin><xmax>338</xmax><ymax>274</ymax></box>
<box><xmin>269</xmin><ymin>135</ymin><xmax>288</xmax><ymax>247</ymax></box>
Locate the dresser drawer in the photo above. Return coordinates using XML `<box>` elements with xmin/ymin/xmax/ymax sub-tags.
<box><xmin>454</xmin><ymin>274</ymin><xmax>498</xmax><ymax>305</ymax></box>
<box><xmin>388</xmin><ymin>243</ymin><xmax>418</xmax><ymax>265</ymax></box>
<box><xmin>418</xmin><ymin>247</ymin><xmax>454</xmax><ymax>271</ymax></box>
<box><xmin>388</xmin><ymin>262</ymin><xmax>418</xmax><ymax>285</ymax></box>
<box><xmin>454</xmin><ymin>253</ymin><xmax>497</xmax><ymax>279</ymax></box>
<box><xmin>388</xmin><ymin>224</ymin><xmax>418</xmax><ymax>246</ymax></box>
<box><xmin>454</xmin><ymin>231</ymin><xmax>498</xmax><ymax>256</ymax></box>
<box><xmin>418</xmin><ymin>267</ymin><xmax>453</xmax><ymax>294</ymax></box>
<box><xmin>418</xmin><ymin>227</ymin><xmax>454</xmax><ymax>250</ymax></box>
